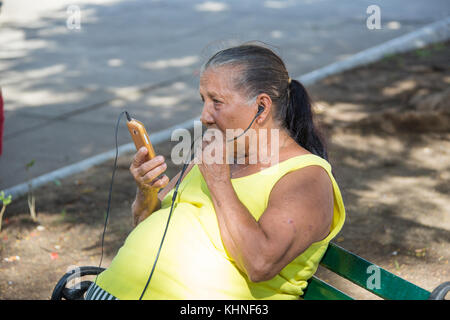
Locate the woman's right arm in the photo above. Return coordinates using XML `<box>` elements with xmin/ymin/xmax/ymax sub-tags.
<box><xmin>131</xmin><ymin>187</ymin><xmax>160</xmax><ymax>227</ymax></box>
<box><xmin>130</xmin><ymin>147</ymin><xmax>169</xmax><ymax>227</ymax></box>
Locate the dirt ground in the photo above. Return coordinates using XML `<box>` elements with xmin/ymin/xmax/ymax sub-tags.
<box><xmin>1</xmin><ymin>41</ymin><xmax>449</xmax><ymax>300</ymax></box>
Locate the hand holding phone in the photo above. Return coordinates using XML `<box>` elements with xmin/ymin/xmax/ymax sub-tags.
<box><xmin>126</xmin><ymin>112</ymin><xmax>168</xmax><ymax>192</ymax></box>
<box><xmin>126</xmin><ymin>113</ymin><xmax>156</xmax><ymax>161</ymax></box>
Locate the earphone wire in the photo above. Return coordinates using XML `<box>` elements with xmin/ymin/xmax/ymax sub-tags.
<box><xmin>138</xmin><ymin>134</ymin><xmax>202</xmax><ymax>300</ymax></box>
<box><xmin>226</xmin><ymin>106</ymin><xmax>263</xmax><ymax>142</ymax></box>
<box><xmin>94</xmin><ymin>110</ymin><xmax>127</xmax><ymax>286</ymax></box>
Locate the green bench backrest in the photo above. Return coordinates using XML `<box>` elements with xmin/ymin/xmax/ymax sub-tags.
<box><xmin>303</xmin><ymin>243</ymin><xmax>431</xmax><ymax>300</ymax></box>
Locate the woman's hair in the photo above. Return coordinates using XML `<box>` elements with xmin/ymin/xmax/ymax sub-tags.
<box><xmin>200</xmin><ymin>43</ymin><xmax>328</xmax><ymax>160</ymax></box>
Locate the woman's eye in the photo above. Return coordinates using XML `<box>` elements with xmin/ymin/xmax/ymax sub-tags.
<box><xmin>213</xmin><ymin>99</ymin><xmax>222</xmax><ymax>104</ymax></box>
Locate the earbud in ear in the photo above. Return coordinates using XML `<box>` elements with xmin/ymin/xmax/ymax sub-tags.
<box><xmin>257</xmin><ymin>105</ymin><xmax>264</xmax><ymax>115</ymax></box>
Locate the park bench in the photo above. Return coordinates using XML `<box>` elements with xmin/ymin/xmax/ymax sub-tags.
<box><xmin>302</xmin><ymin>243</ymin><xmax>448</xmax><ymax>300</ymax></box>
<box><xmin>51</xmin><ymin>242</ymin><xmax>449</xmax><ymax>300</ymax></box>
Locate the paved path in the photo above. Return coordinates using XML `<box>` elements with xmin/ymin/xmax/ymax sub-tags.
<box><xmin>1</xmin><ymin>0</ymin><xmax>449</xmax><ymax>190</ymax></box>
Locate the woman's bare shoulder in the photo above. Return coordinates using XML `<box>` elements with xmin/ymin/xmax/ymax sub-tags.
<box><xmin>269</xmin><ymin>143</ymin><xmax>332</xmax><ymax>212</ymax></box>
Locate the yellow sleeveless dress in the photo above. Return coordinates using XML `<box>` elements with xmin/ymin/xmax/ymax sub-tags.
<box><xmin>95</xmin><ymin>154</ymin><xmax>346</xmax><ymax>299</ymax></box>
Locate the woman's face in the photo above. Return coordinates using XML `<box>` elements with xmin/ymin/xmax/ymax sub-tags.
<box><xmin>199</xmin><ymin>66</ymin><xmax>280</xmax><ymax>163</ymax></box>
<box><xmin>199</xmin><ymin>66</ymin><xmax>257</xmax><ymax>135</ymax></box>
<box><xmin>199</xmin><ymin>66</ymin><xmax>262</xmax><ymax>161</ymax></box>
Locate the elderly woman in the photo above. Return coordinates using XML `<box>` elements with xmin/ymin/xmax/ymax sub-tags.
<box><xmin>86</xmin><ymin>43</ymin><xmax>345</xmax><ymax>300</ymax></box>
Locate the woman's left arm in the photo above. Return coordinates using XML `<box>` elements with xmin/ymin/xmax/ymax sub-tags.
<box><xmin>199</xmin><ymin>159</ymin><xmax>334</xmax><ymax>283</ymax></box>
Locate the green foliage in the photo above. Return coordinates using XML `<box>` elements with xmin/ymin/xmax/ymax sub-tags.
<box><xmin>382</xmin><ymin>53</ymin><xmax>398</xmax><ymax>61</ymax></box>
<box><xmin>0</xmin><ymin>191</ymin><xmax>13</xmax><ymax>232</ymax></box>
<box><xmin>415</xmin><ymin>48</ymin><xmax>431</xmax><ymax>58</ymax></box>
<box><xmin>432</xmin><ymin>42</ymin><xmax>445</xmax><ymax>51</ymax></box>
<box><xmin>58</xmin><ymin>208</ymin><xmax>77</xmax><ymax>223</ymax></box>
<box><xmin>0</xmin><ymin>191</ymin><xmax>12</xmax><ymax>206</ymax></box>
<box><xmin>26</xmin><ymin>159</ymin><xmax>35</xmax><ymax>170</ymax></box>
<box><xmin>415</xmin><ymin>42</ymin><xmax>445</xmax><ymax>58</ymax></box>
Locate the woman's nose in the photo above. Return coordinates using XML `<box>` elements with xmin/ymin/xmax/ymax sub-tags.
<box><xmin>200</xmin><ymin>103</ymin><xmax>215</xmax><ymax>126</ymax></box>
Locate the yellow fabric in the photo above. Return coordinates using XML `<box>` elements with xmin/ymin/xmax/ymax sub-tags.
<box><xmin>95</xmin><ymin>154</ymin><xmax>345</xmax><ymax>300</ymax></box>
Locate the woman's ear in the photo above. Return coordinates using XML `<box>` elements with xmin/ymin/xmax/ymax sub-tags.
<box><xmin>256</xmin><ymin>94</ymin><xmax>272</xmax><ymax>124</ymax></box>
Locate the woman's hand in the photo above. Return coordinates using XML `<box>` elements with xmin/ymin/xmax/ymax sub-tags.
<box><xmin>130</xmin><ymin>147</ymin><xmax>169</xmax><ymax>193</ymax></box>
<box><xmin>196</xmin><ymin>131</ymin><xmax>231</xmax><ymax>189</ymax></box>
<box><xmin>130</xmin><ymin>147</ymin><xmax>169</xmax><ymax>226</ymax></box>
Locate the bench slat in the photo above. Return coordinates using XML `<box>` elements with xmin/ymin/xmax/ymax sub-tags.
<box><xmin>303</xmin><ymin>276</ymin><xmax>353</xmax><ymax>300</ymax></box>
<box><xmin>320</xmin><ymin>243</ymin><xmax>430</xmax><ymax>300</ymax></box>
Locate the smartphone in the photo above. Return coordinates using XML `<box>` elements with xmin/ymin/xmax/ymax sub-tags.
<box><xmin>126</xmin><ymin>112</ymin><xmax>156</xmax><ymax>160</ymax></box>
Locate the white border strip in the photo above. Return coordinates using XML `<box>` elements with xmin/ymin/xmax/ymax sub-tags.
<box><xmin>3</xmin><ymin>17</ymin><xmax>450</xmax><ymax>201</ymax></box>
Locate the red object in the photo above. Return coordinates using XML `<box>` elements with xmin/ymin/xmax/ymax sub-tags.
<box><xmin>50</xmin><ymin>252</ymin><xmax>59</xmax><ymax>260</ymax></box>
<box><xmin>0</xmin><ymin>88</ymin><xmax>3</xmax><ymax>156</ymax></box>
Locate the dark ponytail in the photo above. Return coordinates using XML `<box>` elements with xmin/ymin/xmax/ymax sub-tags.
<box><xmin>201</xmin><ymin>42</ymin><xmax>328</xmax><ymax>160</ymax></box>
<box><xmin>282</xmin><ymin>79</ymin><xmax>328</xmax><ymax>160</ymax></box>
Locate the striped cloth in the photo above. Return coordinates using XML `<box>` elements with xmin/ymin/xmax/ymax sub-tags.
<box><xmin>85</xmin><ymin>282</ymin><xmax>119</xmax><ymax>300</ymax></box>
